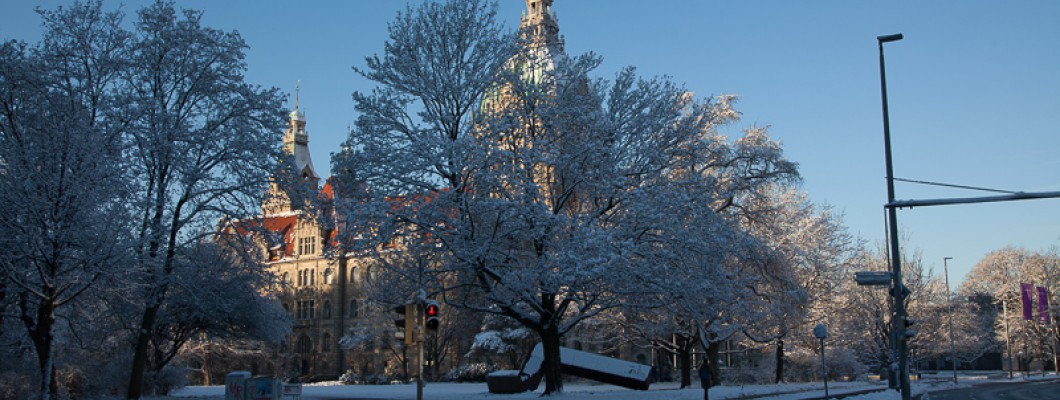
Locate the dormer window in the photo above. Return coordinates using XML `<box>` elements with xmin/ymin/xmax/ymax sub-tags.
<box><xmin>265</xmin><ymin>231</ymin><xmax>286</xmax><ymax>260</ymax></box>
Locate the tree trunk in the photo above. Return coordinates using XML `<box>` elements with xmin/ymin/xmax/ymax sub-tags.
<box><xmin>21</xmin><ymin>287</ymin><xmax>58</xmax><ymax>400</ymax></box>
<box><xmin>129</xmin><ymin>199</ymin><xmax>182</xmax><ymax>399</ymax></box>
<box><xmin>679</xmin><ymin>343</ymin><xmax>692</xmax><ymax>388</ymax></box>
<box><xmin>775</xmin><ymin>340</ymin><xmax>785</xmax><ymax>383</ymax></box>
<box><xmin>705</xmin><ymin>341</ymin><xmax>721</xmax><ymax>387</ymax></box>
<box><xmin>541</xmin><ymin>327</ymin><xmax>564</xmax><ymax>394</ymax></box>
<box><xmin>36</xmin><ymin>324</ymin><xmax>54</xmax><ymax>400</ymax></box>
<box><xmin>203</xmin><ymin>347</ymin><xmax>212</xmax><ymax>386</ymax></box>
<box><xmin>127</xmin><ymin>301</ymin><xmax>160</xmax><ymax>399</ymax></box>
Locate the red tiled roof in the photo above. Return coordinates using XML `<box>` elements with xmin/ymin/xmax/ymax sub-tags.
<box><xmin>230</xmin><ymin>214</ymin><xmax>298</xmax><ymax>260</ymax></box>
<box><xmin>320</xmin><ymin>180</ymin><xmax>334</xmax><ymax>199</ymax></box>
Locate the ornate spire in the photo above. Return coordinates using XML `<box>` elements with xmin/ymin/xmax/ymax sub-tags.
<box><xmin>283</xmin><ymin>81</ymin><xmax>319</xmax><ymax>182</ymax></box>
<box><xmin>521</xmin><ymin>0</ymin><xmax>563</xmax><ymax>52</ymax></box>
<box><xmin>290</xmin><ymin>80</ymin><xmax>305</xmax><ymax>122</ymax></box>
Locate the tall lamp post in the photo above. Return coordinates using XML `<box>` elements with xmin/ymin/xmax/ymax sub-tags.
<box><xmin>877</xmin><ymin>32</ymin><xmax>912</xmax><ymax>400</ymax></box>
<box><xmin>944</xmin><ymin>257</ymin><xmax>957</xmax><ymax>384</ymax></box>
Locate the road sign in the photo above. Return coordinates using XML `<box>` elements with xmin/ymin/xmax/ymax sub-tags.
<box><xmin>854</xmin><ymin>271</ymin><xmax>891</xmax><ymax>286</ymax></box>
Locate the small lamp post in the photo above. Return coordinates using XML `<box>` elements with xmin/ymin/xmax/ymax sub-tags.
<box><xmin>944</xmin><ymin>257</ymin><xmax>957</xmax><ymax>384</ymax></box>
<box><xmin>814</xmin><ymin>323</ymin><xmax>830</xmax><ymax>398</ymax></box>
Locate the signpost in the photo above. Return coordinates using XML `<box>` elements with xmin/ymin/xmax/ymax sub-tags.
<box><xmin>814</xmin><ymin>324</ymin><xmax>829</xmax><ymax>398</ymax></box>
<box><xmin>854</xmin><ymin>271</ymin><xmax>891</xmax><ymax>286</ymax></box>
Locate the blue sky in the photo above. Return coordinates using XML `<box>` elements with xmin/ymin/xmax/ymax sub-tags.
<box><xmin>3</xmin><ymin>1</ymin><xmax>1058</xmax><ymax>287</ymax></box>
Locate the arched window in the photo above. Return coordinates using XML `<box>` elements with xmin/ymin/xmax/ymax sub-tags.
<box><xmin>297</xmin><ymin>335</ymin><xmax>312</xmax><ymax>354</ymax></box>
<box><xmin>322</xmin><ymin>333</ymin><xmax>331</xmax><ymax>352</ymax></box>
<box><xmin>322</xmin><ymin>301</ymin><xmax>332</xmax><ymax>319</ymax></box>
<box><xmin>299</xmin><ymin>269</ymin><xmax>314</xmax><ymax>286</ymax></box>
<box><xmin>323</xmin><ymin>268</ymin><xmax>334</xmax><ymax>285</ymax></box>
<box><xmin>349</xmin><ymin>266</ymin><xmax>358</xmax><ymax>283</ymax></box>
<box><xmin>281</xmin><ymin>272</ymin><xmax>291</xmax><ymax>285</ymax></box>
<box><xmin>349</xmin><ymin>300</ymin><xmax>359</xmax><ymax>318</ymax></box>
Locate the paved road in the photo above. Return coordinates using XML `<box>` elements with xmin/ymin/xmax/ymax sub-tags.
<box><xmin>928</xmin><ymin>380</ymin><xmax>1060</xmax><ymax>400</ymax></box>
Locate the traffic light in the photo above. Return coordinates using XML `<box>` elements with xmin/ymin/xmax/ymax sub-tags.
<box><xmin>889</xmin><ymin>284</ymin><xmax>911</xmax><ymax>298</ymax></box>
<box><xmin>394</xmin><ymin>304</ymin><xmax>415</xmax><ymax>345</ymax></box>
<box><xmin>424</xmin><ymin>300</ymin><xmax>440</xmax><ymax>331</ymax></box>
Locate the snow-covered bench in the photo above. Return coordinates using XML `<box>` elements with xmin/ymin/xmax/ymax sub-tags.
<box><xmin>486</xmin><ymin>344</ymin><xmax>653</xmax><ymax>393</ymax></box>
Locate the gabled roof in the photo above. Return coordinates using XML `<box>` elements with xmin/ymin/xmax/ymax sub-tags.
<box><xmin>230</xmin><ymin>214</ymin><xmax>298</xmax><ymax>260</ymax></box>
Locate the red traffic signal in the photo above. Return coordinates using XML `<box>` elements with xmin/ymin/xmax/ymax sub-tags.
<box><xmin>394</xmin><ymin>304</ymin><xmax>415</xmax><ymax>345</ymax></box>
<box><xmin>424</xmin><ymin>300</ymin><xmax>440</xmax><ymax>331</ymax></box>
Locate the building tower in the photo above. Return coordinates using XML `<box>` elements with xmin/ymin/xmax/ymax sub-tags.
<box><xmin>264</xmin><ymin>82</ymin><xmax>322</xmax><ymax>216</ymax></box>
<box><xmin>522</xmin><ymin>0</ymin><xmax>563</xmax><ymax>52</ymax></box>
<box><xmin>284</xmin><ymin>81</ymin><xmax>321</xmax><ymax>187</ymax></box>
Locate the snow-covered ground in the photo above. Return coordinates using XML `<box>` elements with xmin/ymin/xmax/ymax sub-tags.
<box><xmin>162</xmin><ymin>371</ymin><xmax>1060</xmax><ymax>400</ymax></box>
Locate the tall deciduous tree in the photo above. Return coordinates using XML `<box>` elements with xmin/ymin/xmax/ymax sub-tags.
<box><xmin>120</xmin><ymin>2</ymin><xmax>286</xmax><ymax>397</ymax></box>
<box><xmin>145</xmin><ymin>239</ymin><xmax>291</xmax><ymax>381</ymax></box>
<box><xmin>735</xmin><ymin>189</ymin><xmax>858</xmax><ymax>383</ymax></box>
<box><xmin>0</xmin><ymin>2</ymin><xmax>130</xmax><ymax>398</ymax></box>
<box><xmin>962</xmin><ymin>247</ymin><xmax>1057</xmax><ymax>373</ymax></box>
<box><xmin>3</xmin><ymin>1</ymin><xmax>295</xmax><ymax>397</ymax></box>
<box><xmin>333</xmin><ymin>0</ymin><xmax>800</xmax><ymax>393</ymax></box>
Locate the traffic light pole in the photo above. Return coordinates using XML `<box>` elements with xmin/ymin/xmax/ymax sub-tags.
<box><xmin>397</xmin><ymin>291</ymin><xmax>437</xmax><ymax>400</ymax></box>
<box><xmin>413</xmin><ymin>291</ymin><xmax>425</xmax><ymax>400</ymax></box>
<box><xmin>877</xmin><ymin>32</ymin><xmax>911</xmax><ymax>400</ymax></box>
<box><xmin>417</xmin><ymin>316</ymin><xmax>424</xmax><ymax>400</ymax></box>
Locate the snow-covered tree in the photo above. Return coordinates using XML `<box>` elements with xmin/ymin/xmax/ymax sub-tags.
<box><xmin>962</xmin><ymin>247</ymin><xmax>1057</xmax><ymax>374</ymax></box>
<box><xmin>140</xmin><ymin>239</ymin><xmax>290</xmax><ymax>392</ymax></box>
<box><xmin>117</xmin><ymin>2</ymin><xmax>287</xmax><ymax>397</ymax></box>
<box><xmin>737</xmin><ymin>190</ymin><xmax>859</xmax><ymax>383</ymax></box>
<box><xmin>337</xmin><ymin>297</ymin><xmax>408</xmax><ymax>381</ymax></box>
<box><xmin>333</xmin><ymin>0</ymin><xmax>804</xmax><ymax>393</ymax></box>
<box><xmin>815</xmin><ymin>242</ymin><xmax>946</xmax><ymax>378</ymax></box>
<box><xmin>0</xmin><ymin>3</ymin><xmax>131</xmax><ymax>398</ymax></box>
<box><xmin>2</xmin><ymin>1</ymin><xmax>296</xmax><ymax>397</ymax></box>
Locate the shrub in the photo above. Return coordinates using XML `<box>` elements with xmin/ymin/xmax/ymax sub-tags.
<box><xmin>446</xmin><ymin>362</ymin><xmax>497</xmax><ymax>382</ymax></box>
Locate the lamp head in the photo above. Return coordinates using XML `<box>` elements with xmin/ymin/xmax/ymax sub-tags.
<box><xmin>878</xmin><ymin>33</ymin><xmax>904</xmax><ymax>43</ymax></box>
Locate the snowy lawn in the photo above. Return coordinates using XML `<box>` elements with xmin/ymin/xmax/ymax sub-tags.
<box><xmin>166</xmin><ymin>380</ymin><xmax>886</xmax><ymax>400</ymax></box>
<box><xmin>163</xmin><ymin>371</ymin><xmax>1059</xmax><ymax>400</ymax></box>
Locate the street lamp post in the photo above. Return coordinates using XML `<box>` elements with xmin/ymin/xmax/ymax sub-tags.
<box><xmin>877</xmin><ymin>32</ymin><xmax>911</xmax><ymax>400</ymax></box>
<box><xmin>944</xmin><ymin>257</ymin><xmax>957</xmax><ymax>384</ymax></box>
<box><xmin>1003</xmin><ymin>299</ymin><xmax>1014</xmax><ymax>379</ymax></box>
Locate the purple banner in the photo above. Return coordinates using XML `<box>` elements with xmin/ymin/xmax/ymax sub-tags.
<box><xmin>1020</xmin><ymin>283</ymin><xmax>1034</xmax><ymax>321</ymax></box>
<box><xmin>1038</xmin><ymin>286</ymin><xmax>1051</xmax><ymax>324</ymax></box>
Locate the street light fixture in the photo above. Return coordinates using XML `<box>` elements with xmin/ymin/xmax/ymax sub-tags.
<box><xmin>877</xmin><ymin>32</ymin><xmax>911</xmax><ymax>400</ymax></box>
<box><xmin>944</xmin><ymin>257</ymin><xmax>957</xmax><ymax>384</ymax></box>
<box><xmin>878</xmin><ymin>33</ymin><xmax>904</xmax><ymax>43</ymax></box>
